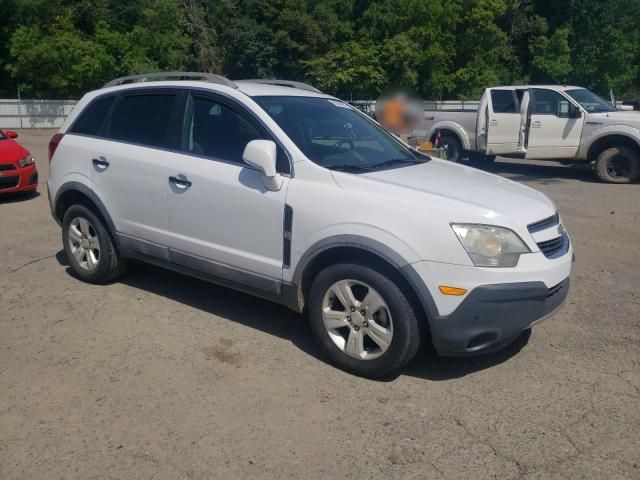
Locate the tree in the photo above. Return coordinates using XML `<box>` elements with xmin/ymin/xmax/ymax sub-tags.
<box><xmin>530</xmin><ymin>27</ymin><xmax>572</xmax><ymax>83</ymax></box>
<box><xmin>305</xmin><ymin>42</ymin><xmax>387</xmax><ymax>100</ymax></box>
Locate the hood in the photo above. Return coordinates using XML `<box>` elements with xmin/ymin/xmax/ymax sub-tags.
<box><xmin>0</xmin><ymin>137</ymin><xmax>29</xmax><ymax>164</ymax></box>
<box><xmin>332</xmin><ymin>159</ymin><xmax>556</xmax><ymax>227</ymax></box>
<box><xmin>591</xmin><ymin>111</ymin><xmax>640</xmax><ymax>126</ymax></box>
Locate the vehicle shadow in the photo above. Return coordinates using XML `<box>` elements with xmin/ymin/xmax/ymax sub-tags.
<box><xmin>470</xmin><ymin>159</ymin><xmax>597</xmax><ymax>184</ymax></box>
<box><xmin>0</xmin><ymin>190</ymin><xmax>40</xmax><ymax>204</ymax></box>
<box><xmin>58</xmin><ymin>253</ymin><xmax>531</xmax><ymax>381</ymax></box>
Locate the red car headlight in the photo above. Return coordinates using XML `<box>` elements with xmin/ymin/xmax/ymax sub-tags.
<box><xmin>18</xmin><ymin>155</ymin><xmax>35</xmax><ymax>167</ymax></box>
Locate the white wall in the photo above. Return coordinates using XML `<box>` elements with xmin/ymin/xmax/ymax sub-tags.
<box><xmin>0</xmin><ymin>99</ymin><xmax>77</xmax><ymax>129</ymax></box>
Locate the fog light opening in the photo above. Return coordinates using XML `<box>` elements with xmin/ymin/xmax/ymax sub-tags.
<box><xmin>466</xmin><ymin>332</ymin><xmax>499</xmax><ymax>351</ymax></box>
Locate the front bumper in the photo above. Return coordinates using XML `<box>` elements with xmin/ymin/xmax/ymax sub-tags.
<box><xmin>0</xmin><ymin>163</ymin><xmax>38</xmax><ymax>194</ymax></box>
<box><xmin>430</xmin><ymin>277</ymin><xmax>570</xmax><ymax>356</ymax></box>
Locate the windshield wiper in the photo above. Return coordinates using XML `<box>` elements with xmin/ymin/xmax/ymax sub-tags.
<box><xmin>370</xmin><ymin>158</ymin><xmax>424</xmax><ymax>170</ymax></box>
<box><xmin>327</xmin><ymin>164</ymin><xmax>374</xmax><ymax>173</ymax></box>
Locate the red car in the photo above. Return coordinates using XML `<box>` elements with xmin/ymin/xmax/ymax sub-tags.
<box><xmin>0</xmin><ymin>129</ymin><xmax>38</xmax><ymax>195</ymax></box>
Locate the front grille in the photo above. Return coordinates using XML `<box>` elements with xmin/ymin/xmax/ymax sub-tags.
<box><xmin>537</xmin><ymin>234</ymin><xmax>567</xmax><ymax>258</ymax></box>
<box><xmin>528</xmin><ymin>213</ymin><xmax>559</xmax><ymax>233</ymax></box>
<box><xmin>0</xmin><ymin>163</ymin><xmax>16</xmax><ymax>172</ymax></box>
<box><xmin>0</xmin><ymin>175</ymin><xmax>19</xmax><ymax>190</ymax></box>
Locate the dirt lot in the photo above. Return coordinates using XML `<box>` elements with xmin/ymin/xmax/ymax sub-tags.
<box><xmin>1</xmin><ymin>129</ymin><xmax>639</xmax><ymax>479</ymax></box>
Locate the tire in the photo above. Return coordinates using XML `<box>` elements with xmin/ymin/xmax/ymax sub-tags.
<box><xmin>440</xmin><ymin>134</ymin><xmax>462</xmax><ymax>162</ymax></box>
<box><xmin>595</xmin><ymin>146</ymin><xmax>640</xmax><ymax>183</ymax></box>
<box><xmin>308</xmin><ymin>263</ymin><xmax>421</xmax><ymax>378</ymax></box>
<box><xmin>62</xmin><ymin>204</ymin><xmax>127</xmax><ymax>283</ymax></box>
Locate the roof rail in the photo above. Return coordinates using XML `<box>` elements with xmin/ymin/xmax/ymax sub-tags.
<box><xmin>240</xmin><ymin>79</ymin><xmax>321</xmax><ymax>93</ymax></box>
<box><xmin>104</xmin><ymin>72</ymin><xmax>238</xmax><ymax>88</ymax></box>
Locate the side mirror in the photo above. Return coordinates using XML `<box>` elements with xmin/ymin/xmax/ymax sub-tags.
<box><xmin>569</xmin><ymin>104</ymin><xmax>582</xmax><ymax>119</ymax></box>
<box><xmin>5</xmin><ymin>130</ymin><xmax>18</xmax><ymax>138</ymax></box>
<box><xmin>242</xmin><ymin>139</ymin><xmax>283</xmax><ymax>191</ymax></box>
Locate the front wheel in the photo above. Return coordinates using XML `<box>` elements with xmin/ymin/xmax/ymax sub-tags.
<box><xmin>308</xmin><ymin>263</ymin><xmax>421</xmax><ymax>378</ymax></box>
<box><xmin>595</xmin><ymin>146</ymin><xmax>639</xmax><ymax>183</ymax></box>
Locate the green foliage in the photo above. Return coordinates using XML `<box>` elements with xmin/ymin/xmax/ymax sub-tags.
<box><xmin>530</xmin><ymin>27</ymin><xmax>572</xmax><ymax>83</ymax></box>
<box><xmin>2</xmin><ymin>0</ymin><xmax>639</xmax><ymax>99</ymax></box>
<box><xmin>305</xmin><ymin>41</ymin><xmax>387</xmax><ymax>99</ymax></box>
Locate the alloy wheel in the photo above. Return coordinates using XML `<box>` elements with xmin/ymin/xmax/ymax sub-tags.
<box><xmin>68</xmin><ymin>216</ymin><xmax>101</xmax><ymax>271</ymax></box>
<box><xmin>321</xmin><ymin>279</ymin><xmax>393</xmax><ymax>360</ymax></box>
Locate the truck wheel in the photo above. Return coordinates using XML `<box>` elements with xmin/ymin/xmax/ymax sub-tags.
<box><xmin>595</xmin><ymin>146</ymin><xmax>640</xmax><ymax>183</ymax></box>
<box><xmin>308</xmin><ymin>263</ymin><xmax>421</xmax><ymax>378</ymax></box>
<box><xmin>441</xmin><ymin>134</ymin><xmax>462</xmax><ymax>162</ymax></box>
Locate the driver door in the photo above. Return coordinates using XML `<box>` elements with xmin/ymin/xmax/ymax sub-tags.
<box><xmin>165</xmin><ymin>92</ymin><xmax>290</xmax><ymax>289</ymax></box>
<box><xmin>526</xmin><ymin>88</ymin><xmax>584</xmax><ymax>159</ymax></box>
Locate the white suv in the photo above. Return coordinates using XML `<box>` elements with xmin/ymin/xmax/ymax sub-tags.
<box><xmin>47</xmin><ymin>72</ymin><xmax>573</xmax><ymax>378</ymax></box>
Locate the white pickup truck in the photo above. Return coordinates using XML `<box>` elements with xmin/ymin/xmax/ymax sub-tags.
<box><xmin>421</xmin><ymin>85</ymin><xmax>640</xmax><ymax>183</ymax></box>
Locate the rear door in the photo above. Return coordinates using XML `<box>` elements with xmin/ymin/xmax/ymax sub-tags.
<box><xmin>89</xmin><ymin>89</ymin><xmax>181</xmax><ymax>247</ymax></box>
<box><xmin>485</xmin><ymin>88</ymin><xmax>521</xmax><ymax>154</ymax></box>
<box><xmin>525</xmin><ymin>88</ymin><xmax>584</xmax><ymax>159</ymax></box>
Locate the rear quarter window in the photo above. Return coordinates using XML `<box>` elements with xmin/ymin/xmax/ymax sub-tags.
<box><xmin>70</xmin><ymin>95</ymin><xmax>116</xmax><ymax>136</ymax></box>
<box><xmin>105</xmin><ymin>93</ymin><xmax>177</xmax><ymax>148</ymax></box>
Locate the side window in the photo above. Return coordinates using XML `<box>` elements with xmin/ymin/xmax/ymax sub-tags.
<box><xmin>106</xmin><ymin>93</ymin><xmax>176</xmax><ymax>148</ymax></box>
<box><xmin>70</xmin><ymin>95</ymin><xmax>116</xmax><ymax>136</ymax></box>
<box><xmin>183</xmin><ymin>95</ymin><xmax>264</xmax><ymax>164</ymax></box>
<box><xmin>531</xmin><ymin>89</ymin><xmax>571</xmax><ymax>118</ymax></box>
<box><xmin>490</xmin><ymin>90</ymin><xmax>518</xmax><ymax>113</ymax></box>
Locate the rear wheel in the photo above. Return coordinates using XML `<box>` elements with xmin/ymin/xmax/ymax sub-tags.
<box><xmin>308</xmin><ymin>263</ymin><xmax>421</xmax><ymax>378</ymax></box>
<box><xmin>62</xmin><ymin>204</ymin><xmax>127</xmax><ymax>283</ymax></box>
<box><xmin>595</xmin><ymin>146</ymin><xmax>640</xmax><ymax>183</ymax></box>
<box><xmin>440</xmin><ymin>134</ymin><xmax>462</xmax><ymax>162</ymax></box>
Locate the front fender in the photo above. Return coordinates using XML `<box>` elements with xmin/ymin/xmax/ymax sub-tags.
<box><xmin>287</xmin><ymin>226</ymin><xmax>422</xmax><ymax>285</ymax></box>
<box><xmin>581</xmin><ymin>124</ymin><xmax>640</xmax><ymax>159</ymax></box>
<box><xmin>288</xmin><ymin>233</ymin><xmax>441</xmax><ymax>321</ymax></box>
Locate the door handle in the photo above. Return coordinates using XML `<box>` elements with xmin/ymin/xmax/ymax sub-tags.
<box><xmin>169</xmin><ymin>175</ymin><xmax>192</xmax><ymax>188</ymax></box>
<box><xmin>490</xmin><ymin>120</ymin><xmax>498</xmax><ymax>126</ymax></box>
<box><xmin>531</xmin><ymin>120</ymin><xmax>542</xmax><ymax>128</ymax></box>
<box><xmin>92</xmin><ymin>156</ymin><xmax>109</xmax><ymax>168</ymax></box>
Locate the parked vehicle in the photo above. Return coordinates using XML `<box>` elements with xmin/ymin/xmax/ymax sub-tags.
<box><xmin>0</xmin><ymin>129</ymin><xmax>38</xmax><ymax>195</ymax></box>
<box><xmin>421</xmin><ymin>85</ymin><xmax>640</xmax><ymax>183</ymax></box>
<box><xmin>47</xmin><ymin>73</ymin><xmax>573</xmax><ymax>378</ymax></box>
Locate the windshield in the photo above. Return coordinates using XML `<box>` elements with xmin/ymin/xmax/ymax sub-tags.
<box><xmin>566</xmin><ymin>88</ymin><xmax>616</xmax><ymax>113</ymax></box>
<box><xmin>253</xmin><ymin>96</ymin><xmax>426</xmax><ymax>172</ymax></box>
<box><xmin>0</xmin><ymin>131</ymin><xmax>5</xmax><ymax>140</ymax></box>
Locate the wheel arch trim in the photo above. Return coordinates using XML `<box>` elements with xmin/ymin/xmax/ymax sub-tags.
<box><xmin>427</xmin><ymin>121</ymin><xmax>471</xmax><ymax>151</ymax></box>
<box><xmin>290</xmin><ymin>235</ymin><xmax>440</xmax><ymax>321</ymax></box>
<box><xmin>584</xmin><ymin>127</ymin><xmax>640</xmax><ymax>161</ymax></box>
<box><xmin>53</xmin><ymin>181</ymin><xmax>119</xmax><ymax>248</ymax></box>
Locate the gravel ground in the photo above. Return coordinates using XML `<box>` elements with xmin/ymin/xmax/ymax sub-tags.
<box><xmin>1</xmin><ymin>129</ymin><xmax>639</xmax><ymax>479</ymax></box>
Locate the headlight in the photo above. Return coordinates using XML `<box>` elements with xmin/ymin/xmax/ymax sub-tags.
<box><xmin>451</xmin><ymin>224</ymin><xmax>530</xmax><ymax>267</ymax></box>
<box><xmin>18</xmin><ymin>155</ymin><xmax>35</xmax><ymax>167</ymax></box>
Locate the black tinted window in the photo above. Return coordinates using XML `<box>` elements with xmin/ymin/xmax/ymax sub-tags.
<box><xmin>107</xmin><ymin>93</ymin><xmax>176</xmax><ymax>147</ymax></box>
<box><xmin>531</xmin><ymin>89</ymin><xmax>571</xmax><ymax>118</ymax></box>
<box><xmin>491</xmin><ymin>90</ymin><xmax>517</xmax><ymax>113</ymax></box>
<box><xmin>71</xmin><ymin>95</ymin><xmax>116</xmax><ymax>136</ymax></box>
<box><xmin>183</xmin><ymin>96</ymin><xmax>263</xmax><ymax>164</ymax></box>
